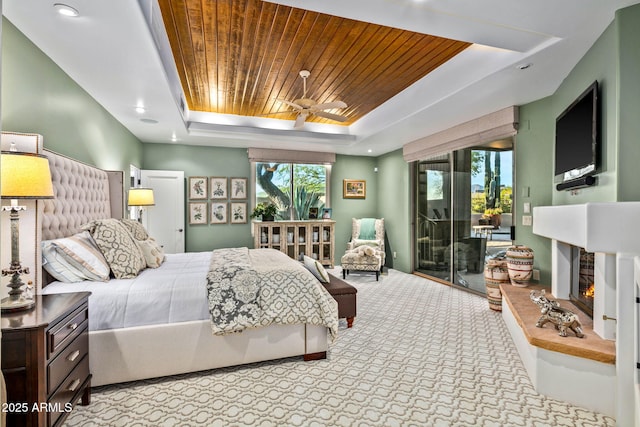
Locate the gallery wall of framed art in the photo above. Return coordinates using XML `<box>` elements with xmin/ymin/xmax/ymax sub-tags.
<box><xmin>188</xmin><ymin>175</ymin><xmax>248</xmax><ymax>224</ymax></box>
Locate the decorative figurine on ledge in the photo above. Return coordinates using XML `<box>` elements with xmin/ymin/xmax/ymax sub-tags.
<box><xmin>529</xmin><ymin>290</ymin><xmax>585</xmax><ymax>338</ymax></box>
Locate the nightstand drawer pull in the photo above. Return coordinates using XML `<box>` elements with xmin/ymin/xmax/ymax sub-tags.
<box><xmin>67</xmin><ymin>350</ymin><xmax>81</xmax><ymax>362</ymax></box>
<box><xmin>68</xmin><ymin>323</ymin><xmax>78</xmax><ymax>330</ymax></box>
<box><xmin>67</xmin><ymin>379</ymin><xmax>81</xmax><ymax>392</ymax></box>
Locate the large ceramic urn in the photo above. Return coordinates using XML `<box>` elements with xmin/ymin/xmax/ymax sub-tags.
<box><xmin>506</xmin><ymin>245</ymin><xmax>535</xmax><ymax>287</ymax></box>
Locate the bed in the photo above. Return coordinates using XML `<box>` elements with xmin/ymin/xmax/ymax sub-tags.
<box><xmin>39</xmin><ymin>150</ymin><xmax>337</xmax><ymax>387</ymax></box>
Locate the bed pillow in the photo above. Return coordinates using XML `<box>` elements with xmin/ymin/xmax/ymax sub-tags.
<box><xmin>303</xmin><ymin>255</ymin><xmax>330</xmax><ymax>283</ymax></box>
<box><xmin>82</xmin><ymin>219</ymin><xmax>146</xmax><ymax>279</ymax></box>
<box><xmin>119</xmin><ymin>218</ymin><xmax>150</xmax><ymax>241</ymax></box>
<box><xmin>42</xmin><ymin>231</ymin><xmax>110</xmax><ymax>282</ymax></box>
<box><xmin>137</xmin><ymin>237</ymin><xmax>165</xmax><ymax>268</ymax></box>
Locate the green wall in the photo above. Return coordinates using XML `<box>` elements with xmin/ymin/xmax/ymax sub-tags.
<box><xmin>377</xmin><ymin>149</ymin><xmax>411</xmax><ymax>272</ymax></box>
<box><xmin>142</xmin><ymin>145</ymin><xmax>387</xmax><ymax>257</ymax></box>
<box><xmin>550</xmin><ymin>18</ymin><xmax>618</xmax><ymax>206</ymax></box>
<box><xmin>330</xmin><ymin>155</ymin><xmax>379</xmax><ymax>264</ymax></box>
<box><xmin>514</xmin><ymin>98</ymin><xmax>554</xmax><ymax>284</ymax></box>
<box><xmin>142</xmin><ymin>143</ymin><xmax>253</xmax><ymax>252</ymax></box>
<box><xmin>616</xmin><ymin>4</ymin><xmax>640</xmax><ymax>201</ymax></box>
<box><xmin>514</xmin><ymin>3</ymin><xmax>640</xmax><ymax>284</ymax></box>
<box><xmin>1</xmin><ymin>18</ymin><xmax>142</xmax><ymax>173</ymax></box>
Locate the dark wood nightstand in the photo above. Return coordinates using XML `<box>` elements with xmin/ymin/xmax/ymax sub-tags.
<box><xmin>1</xmin><ymin>292</ymin><xmax>91</xmax><ymax>427</ymax></box>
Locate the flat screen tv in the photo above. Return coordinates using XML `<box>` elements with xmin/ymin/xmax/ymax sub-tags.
<box><xmin>554</xmin><ymin>81</ymin><xmax>599</xmax><ymax>183</ymax></box>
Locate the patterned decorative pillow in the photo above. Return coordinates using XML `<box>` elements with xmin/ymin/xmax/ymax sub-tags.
<box><xmin>119</xmin><ymin>218</ymin><xmax>150</xmax><ymax>241</ymax></box>
<box><xmin>137</xmin><ymin>237</ymin><xmax>166</xmax><ymax>268</ymax></box>
<box><xmin>42</xmin><ymin>231</ymin><xmax>110</xmax><ymax>282</ymax></box>
<box><xmin>82</xmin><ymin>219</ymin><xmax>146</xmax><ymax>279</ymax></box>
<box><xmin>303</xmin><ymin>255</ymin><xmax>330</xmax><ymax>283</ymax></box>
<box><xmin>352</xmin><ymin>238</ymin><xmax>381</xmax><ymax>248</ymax></box>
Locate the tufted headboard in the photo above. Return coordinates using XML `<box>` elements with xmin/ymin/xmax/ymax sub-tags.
<box><xmin>41</xmin><ymin>150</ymin><xmax>124</xmax><ymax>285</ymax></box>
<box><xmin>41</xmin><ymin>150</ymin><xmax>124</xmax><ymax>240</ymax></box>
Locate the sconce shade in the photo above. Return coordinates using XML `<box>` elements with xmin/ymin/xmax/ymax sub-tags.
<box><xmin>1</xmin><ymin>151</ymin><xmax>54</xmax><ymax>199</ymax></box>
<box><xmin>128</xmin><ymin>188</ymin><xmax>155</xmax><ymax>206</ymax></box>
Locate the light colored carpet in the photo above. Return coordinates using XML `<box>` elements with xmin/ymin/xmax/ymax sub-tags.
<box><xmin>63</xmin><ymin>269</ymin><xmax>615</xmax><ymax>427</ymax></box>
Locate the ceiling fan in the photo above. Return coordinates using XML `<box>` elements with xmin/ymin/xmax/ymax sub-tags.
<box><xmin>274</xmin><ymin>70</ymin><xmax>348</xmax><ymax>129</ymax></box>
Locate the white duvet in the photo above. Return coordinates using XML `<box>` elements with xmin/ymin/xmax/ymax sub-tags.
<box><xmin>42</xmin><ymin>252</ymin><xmax>212</xmax><ymax>331</ymax></box>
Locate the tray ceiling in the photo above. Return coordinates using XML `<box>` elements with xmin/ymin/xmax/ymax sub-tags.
<box><xmin>158</xmin><ymin>0</ymin><xmax>471</xmax><ymax>126</ymax></box>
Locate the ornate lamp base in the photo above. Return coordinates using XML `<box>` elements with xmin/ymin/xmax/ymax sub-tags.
<box><xmin>1</xmin><ymin>296</ymin><xmax>35</xmax><ymax>313</ymax></box>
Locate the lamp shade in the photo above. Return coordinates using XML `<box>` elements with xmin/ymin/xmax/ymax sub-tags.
<box><xmin>1</xmin><ymin>151</ymin><xmax>54</xmax><ymax>199</ymax></box>
<box><xmin>128</xmin><ymin>188</ymin><xmax>155</xmax><ymax>206</ymax></box>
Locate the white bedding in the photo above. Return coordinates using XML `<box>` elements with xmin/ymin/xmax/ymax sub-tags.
<box><xmin>42</xmin><ymin>252</ymin><xmax>212</xmax><ymax>331</ymax></box>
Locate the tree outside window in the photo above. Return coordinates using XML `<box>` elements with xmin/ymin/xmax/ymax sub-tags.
<box><xmin>255</xmin><ymin>163</ymin><xmax>326</xmax><ymax>220</ymax></box>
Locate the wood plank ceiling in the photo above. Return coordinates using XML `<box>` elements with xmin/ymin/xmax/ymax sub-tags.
<box><xmin>158</xmin><ymin>0</ymin><xmax>471</xmax><ymax>126</ymax></box>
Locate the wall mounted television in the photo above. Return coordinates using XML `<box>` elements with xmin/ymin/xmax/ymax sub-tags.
<box><xmin>554</xmin><ymin>81</ymin><xmax>599</xmax><ymax>185</ymax></box>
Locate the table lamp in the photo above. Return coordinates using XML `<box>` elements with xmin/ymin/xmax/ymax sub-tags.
<box><xmin>1</xmin><ymin>149</ymin><xmax>54</xmax><ymax>312</ymax></box>
<box><xmin>127</xmin><ymin>187</ymin><xmax>155</xmax><ymax>223</ymax></box>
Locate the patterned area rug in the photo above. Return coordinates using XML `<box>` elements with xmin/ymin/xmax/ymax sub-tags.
<box><xmin>63</xmin><ymin>269</ymin><xmax>615</xmax><ymax>427</ymax></box>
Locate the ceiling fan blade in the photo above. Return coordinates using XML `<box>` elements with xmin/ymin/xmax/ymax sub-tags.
<box><xmin>311</xmin><ymin>101</ymin><xmax>347</xmax><ymax>111</ymax></box>
<box><xmin>276</xmin><ymin>99</ymin><xmax>303</xmax><ymax>110</ymax></box>
<box><xmin>294</xmin><ymin>113</ymin><xmax>308</xmax><ymax>129</ymax></box>
<box><xmin>314</xmin><ymin>111</ymin><xmax>348</xmax><ymax>122</ymax></box>
<box><xmin>258</xmin><ymin>110</ymin><xmax>295</xmax><ymax>117</ymax></box>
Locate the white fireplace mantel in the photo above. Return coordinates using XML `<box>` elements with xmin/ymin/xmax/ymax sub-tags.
<box><xmin>531</xmin><ymin>202</ymin><xmax>640</xmax><ymax>426</ymax></box>
<box><xmin>533</xmin><ymin>202</ymin><xmax>640</xmax><ymax>253</ymax></box>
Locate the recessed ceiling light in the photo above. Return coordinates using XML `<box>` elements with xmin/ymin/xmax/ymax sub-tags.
<box><xmin>140</xmin><ymin>118</ymin><xmax>158</xmax><ymax>124</ymax></box>
<box><xmin>135</xmin><ymin>106</ymin><xmax>146</xmax><ymax>114</ymax></box>
<box><xmin>516</xmin><ymin>63</ymin><xmax>532</xmax><ymax>70</ymax></box>
<box><xmin>53</xmin><ymin>3</ymin><xmax>79</xmax><ymax>17</ymax></box>
<box><xmin>171</xmin><ymin>133</ymin><xmax>178</xmax><ymax>142</ymax></box>
<box><xmin>367</xmin><ymin>149</ymin><xmax>372</xmax><ymax>153</ymax></box>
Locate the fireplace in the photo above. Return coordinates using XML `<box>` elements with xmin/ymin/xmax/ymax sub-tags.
<box><xmin>527</xmin><ymin>201</ymin><xmax>640</xmax><ymax>424</ymax></box>
<box><xmin>569</xmin><ymin>247</ymin><xmax>594</xmax><ymax>317</ymax></box>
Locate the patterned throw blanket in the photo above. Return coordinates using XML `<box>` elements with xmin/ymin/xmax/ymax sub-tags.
<box><xmin>206</xmin><ymin>247</ymin><xmax>338</xmax><ymax>339</ymax></box>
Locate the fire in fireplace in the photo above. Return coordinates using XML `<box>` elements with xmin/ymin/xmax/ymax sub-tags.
<box><xmin>570</xmin><ymin>247</ymin><xmax>594</xmax><ymax>317</ymax></box>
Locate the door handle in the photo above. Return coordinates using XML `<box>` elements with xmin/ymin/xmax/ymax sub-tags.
<box><xmin>178</xmin><ymin>229</ymin><xmax>183</xmax><ymax>232</ymax></box>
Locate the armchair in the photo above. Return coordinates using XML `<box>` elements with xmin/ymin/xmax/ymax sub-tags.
<box><xmin>341</xmin><ymin>218</ymin><xmax>385</xmax><ymax>280</ymax></box>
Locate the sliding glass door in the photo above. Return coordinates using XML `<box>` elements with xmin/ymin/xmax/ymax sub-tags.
<box><xmin>414</xmin><ymin>140</ymin><xmax>514</xmax><ymax>293</ymax></box>
<box><xmin>415</xmin><ymin>155</ymin><xmax>451</xmax><ymax>281</ymax></box>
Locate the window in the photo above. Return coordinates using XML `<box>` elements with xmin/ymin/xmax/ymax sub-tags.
<box><xmin>255</xmin><ymin>163</ymin><xmax>328</xmax><ymax>220</ymax></box>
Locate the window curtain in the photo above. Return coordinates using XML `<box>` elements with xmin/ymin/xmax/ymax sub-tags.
<box><xmin>248</xmin><ymin>148</ymin><xmax>335</xmax><ymax>165</ymax></box>
<box><xmin>402</xmin><ymin>106</ymin><xmax>519</xmax><ymax>162</ymax></box>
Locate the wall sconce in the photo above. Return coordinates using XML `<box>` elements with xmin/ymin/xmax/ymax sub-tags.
<box><xmin>127</xmin><ymin>187</ymin><xmax>155</xmax><ymax>223</ymax></box>
<box><xmin>1</xmin><ymin>149</ymin><xmax>54</xmax><ymax>312</ymax></box>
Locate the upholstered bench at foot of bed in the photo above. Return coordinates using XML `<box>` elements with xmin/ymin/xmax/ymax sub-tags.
<box><xmin>322</xmin><ymin>273</ymin><xmax>357</xmax><ymax>328</ymax></box>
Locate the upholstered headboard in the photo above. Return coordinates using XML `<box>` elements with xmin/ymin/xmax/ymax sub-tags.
<box><xmin>42</xmin><ymin>150</ymin><xmax>124</xmax><ymax>241</ymax></box>
<box><xmin>41</xmin><ymin>150</ymin><xmax>124</xmax><ymax>286</ymax></box>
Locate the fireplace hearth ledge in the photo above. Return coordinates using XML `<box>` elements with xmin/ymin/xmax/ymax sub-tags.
<box><xmin>500</xmin><ymin>283</ymin><xmax>615</xmax><ymax>417</ymax></box>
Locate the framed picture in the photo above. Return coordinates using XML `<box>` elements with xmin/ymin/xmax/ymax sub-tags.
<box><xmin>188</xmin><ymin>177</ymin><xmax>208</xmax><ymax>200</ymax></box>
<box><xmin>210</xmin><ymin>177</ymin><xmax>228</xmax><ymax>199</ymax></box>
<box><xmin>308</xmin><ymin>207</ymin><xmax>319</xmax><ymax>219</ymax></box>
<box><xmin>343</xmin><ymin>179</ymin><xmax>366</xmax><ymax>199</ymax></box>
<box><xmin>230</xmin><ymin>177</ymin><xmax>248</xmax><ymax>199</ymax></box>
<box><xmin>321</xmin><ymin>208</ymin><xmax>332</xmax><ymax>219</ymax></box>
<box><xmin>230</xmin><ymin>202</ymin><xmax>247</xmax><ymax>224</ymax></box>
<box><xmin>188</xmin><ymin>202</ymin><xmax>207</xmax><ymax>225</ymax></box>
<box><xmin>210</xmin><ymin>202</ymin><xmax>227</xmax><ymax>224</ymax></box>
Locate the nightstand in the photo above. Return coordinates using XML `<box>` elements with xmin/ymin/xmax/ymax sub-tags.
<box><xmin>1</xmin><ymin>292</ymin><xmax>91</xmax><ymax>427</ymax></box>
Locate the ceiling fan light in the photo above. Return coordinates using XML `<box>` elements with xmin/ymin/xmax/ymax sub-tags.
<box><xmin>54</xmin><ymin>3</ymin><xmax>79</xmax><ymax>17</ymax></box>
